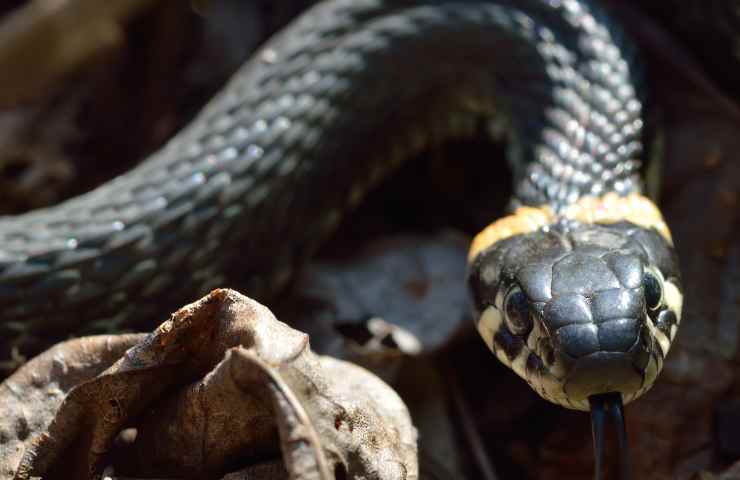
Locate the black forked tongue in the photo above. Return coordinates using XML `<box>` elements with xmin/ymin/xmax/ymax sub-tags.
<box><xmin>589</xmin><ymin>393</ymin><xmax>630</xmax><ymax>480</ymax></box>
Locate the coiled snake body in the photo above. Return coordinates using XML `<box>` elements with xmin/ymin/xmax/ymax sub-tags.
<box><xmin>1</xmin><ymin>0</ymin><xmax>682</xmax><ymax>416</ymax></box>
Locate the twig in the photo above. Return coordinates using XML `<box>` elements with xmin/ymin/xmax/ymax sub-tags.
<box><xmin>443</xmin><ymin>364</ymin><xmax>500</xmax><ymax>480</ymax></box>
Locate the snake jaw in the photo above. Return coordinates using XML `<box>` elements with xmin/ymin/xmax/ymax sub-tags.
<box><xmin>468</xmin><ymin>211</ymin><xmax>682</xmax><ymax>411</ymax></box>
<box><xmin>563</xmin><ymin>352</ymin><xmax>645</xmax><ymax>404</ymax></box>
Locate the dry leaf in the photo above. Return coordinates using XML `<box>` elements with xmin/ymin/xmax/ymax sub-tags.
<box><xmin>0</xmin><ymin>289</ymin><xmax>417</xmax><ymax>480</ymax></box>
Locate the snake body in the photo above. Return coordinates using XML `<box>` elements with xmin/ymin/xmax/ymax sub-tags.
<box><xmin>0</xmin><ymin>0</ymin><xmax>682</xmax><ymax>408</ymax></box>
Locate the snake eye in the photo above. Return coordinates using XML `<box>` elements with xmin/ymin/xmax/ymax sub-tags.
<box><xmin>504</xmin><ymin>286</ymin><xmax>532</xmax><ymax>335</ymax></box>
<box><xmin>643</xmin><ymin>268</ymin><xmax>664</xmax><ymax>311</ymax></box>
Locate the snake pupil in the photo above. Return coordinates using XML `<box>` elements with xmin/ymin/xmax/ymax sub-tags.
<box><xmin>643</xmin><ymin>271</ymin><xmax>663</xmax><ymax>310</ymax></box>
<box><xmin>504</xmin><ymin>287</ymin><xmax>532</xmax><ymax>335</ymax></box>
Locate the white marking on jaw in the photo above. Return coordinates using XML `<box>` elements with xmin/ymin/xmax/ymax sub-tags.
<box><xmin>645</xmin><ymin>315</ymin><xmax>671</xmax><ymax>357</ymax></box>
<box><xmin>477</xmin><ymin>306</ymin><xmax>505</xmax><ymax>361</ymax></box>
<box><xmin>642</xmin><ymin>354</ymin><xmax>659</xmax><ymax>391</ymax></box>
<box><xmin>663</xmin><ymin>279</ymin><xmax>683</xmax><ymax>323</ymax></box>
<box><xmin>478</xmin><ymin>307</ymin><xmax>503</xmax><ymax>351</ymax></box>
<box><xmin>477</xmin><ymin>316</ymin><xmax>495</xmax><ymax>351</ymax></box>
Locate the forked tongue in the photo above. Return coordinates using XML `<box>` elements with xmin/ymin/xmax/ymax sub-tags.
<box><xmin>589</xmin><ymin>392</ymin><xmax>630</xmax><ymax>480</ymax></box>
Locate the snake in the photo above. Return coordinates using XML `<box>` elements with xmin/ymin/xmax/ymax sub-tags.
<box><xmin>0</xmin><ymin>0</ymin><xmax>685</xmax><ymax>474</ymax></box>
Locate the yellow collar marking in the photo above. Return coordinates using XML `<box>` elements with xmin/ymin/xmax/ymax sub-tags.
<box><xmin>468</xmin><ymin>193</ymin><xmax>673</xmax><ymax>262</ymax></box>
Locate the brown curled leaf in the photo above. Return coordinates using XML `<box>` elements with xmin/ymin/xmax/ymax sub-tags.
<box><xmin>113</xmin><ymin>301</ymin><xmax>417</xmax><ymax>478</ymax></box>
<box><xmin>0</xmin><ymin>288</ymin><xmax>417</xmax><ymax>480</ymax></box>
<box><xmin>228</xmin><ymin>349</ymin><xmax>333</xmax><ymax>480</ymax></box>
<box><xmin>0</xmin><ymin>334</ymin><xmax>146</xmax><ymax>479</ymax></box>
<box><xmin>227</xmin><ymin>347</ymin><xmax>419</xmax><ymax>479</ymax></box>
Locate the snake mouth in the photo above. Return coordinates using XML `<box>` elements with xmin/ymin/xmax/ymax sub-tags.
<box><xmin>559</xmin><ymin>319</ymin><xmax>653</xmax><ymax>403</ymax></box>
<box><xmin>564</xmin><ymin>351</ymin><xmax>644</xmax><ymax>402</ymax></box>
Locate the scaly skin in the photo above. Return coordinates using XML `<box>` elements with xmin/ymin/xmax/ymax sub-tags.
<box><xmin>0</xmin><ymin>0</ymin><xmax>667</xmax><ymax>409</ymax></box>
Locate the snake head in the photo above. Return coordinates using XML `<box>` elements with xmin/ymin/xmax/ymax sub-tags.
<box><xmin>467</xmin><ymin>195</ymin><xmax>682</xmax><ymax>411</ymax></box>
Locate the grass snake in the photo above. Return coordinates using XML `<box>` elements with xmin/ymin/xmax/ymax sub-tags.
<box><xmin>0</xmin><ymin>0</ymin><xmax>685</xmax><ymax>476</ymax></box>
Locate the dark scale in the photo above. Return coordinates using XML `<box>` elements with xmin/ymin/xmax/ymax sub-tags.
<box><xmin>526</xmin><ymin>351</ymin><xmax>546</xmax><ymax>374</ymax></box>
<box><xmin>494</xmin><ymin>327</ymin><xmax>525</xmax><ymax>362</ymax></box>
<box><xmin>655</xmin><ymin>309</ymin><xmax>678</xmax><ymax>336</ymax></box>
<box><xmin>591</xmin><ymin>288</ymin><xmax>644</xmax><ymax>321</ymax></box>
